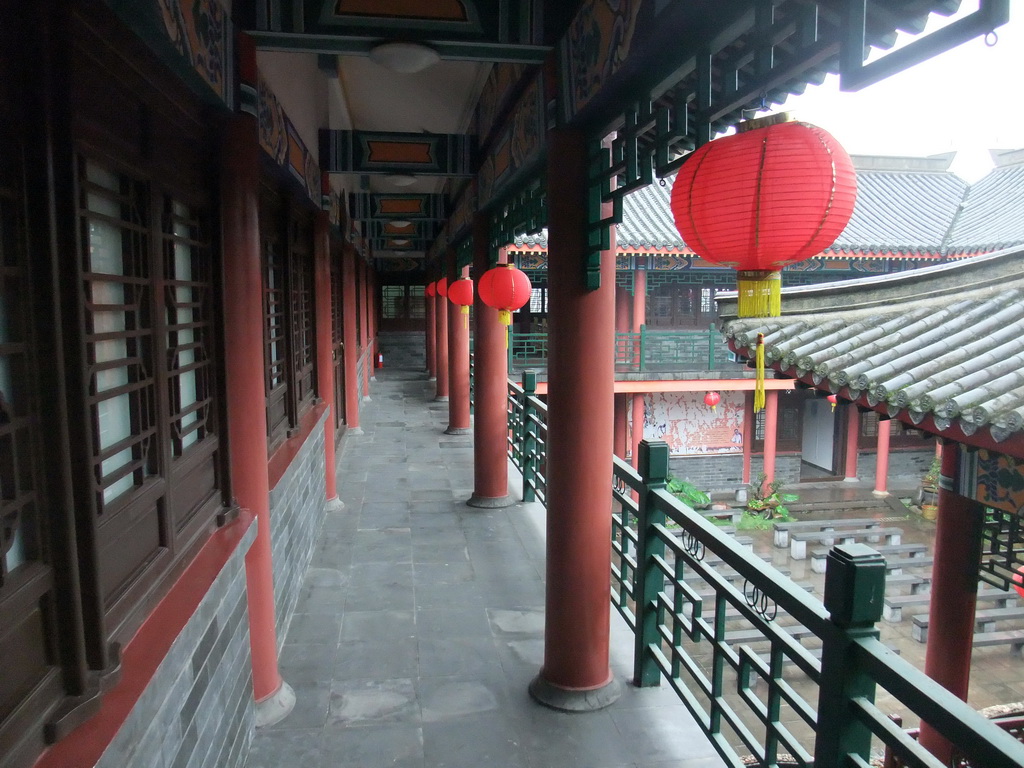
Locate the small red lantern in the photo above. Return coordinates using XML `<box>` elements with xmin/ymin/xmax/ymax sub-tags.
<box><xmin>671</xmin><ymin>115</ymin><xmax>856</xmax><ymax>319</ymax></box>
<box><xmin>703</xmin><ymin>391</ymin><xmax>721</xmax><ymax>412</ymax></box>
<box><xmin>436</xmin><ymin>277</ymin><xmax>448</xmax><ymax>298</ymax></box>
<box><xmin>827</xmin><ymin>394</ymin><xmax>838</xmax><ymax>412</ymax></box>
<box><xmin>477</xmin><ymin>264</ymin><xmax>532</xmax><ymax>326</ymax></box>
<box><xmin>1013</xmin><ymin>566</ymin><xmax>1024</xmax><ymax>600</ymax></box>
<box><xmin>425</xmin><ymin>281</ymin><xmax>436</xmax><ymax>298</ymax></box>
<box><xmin>446</xmin><ymin>277</ymin><xmax>474</xmax><ymax>319</ymax></box>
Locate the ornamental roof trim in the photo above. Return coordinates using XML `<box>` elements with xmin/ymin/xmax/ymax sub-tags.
<box><xmin>718</xmin><ymin>248</ymin><xmax>1024</xmax><ymax>453</ymax></box>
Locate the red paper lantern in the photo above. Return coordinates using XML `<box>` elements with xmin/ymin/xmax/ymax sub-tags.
<box><xmin>827</xmin><ymin>394</ymin><xmax>838</xmax><ymax>412</ymax></box>
<box><xmin>425</xmin><ymin>281</ymin><xmax>436</xmax><ymax>298</ymax></box>
<box><xmin>1013</xmin><ymin>566</ymin><xmax>1024</xmax><ymax>600</ymax></box>
<box><xmin>446</xmin><ymin>277</ymin><xmax>474</xmax><ymax>316</ymax></box>
<box><xmin>703</xmin><ymin>391</ymin><xmax>720</xmax><ymax>412</ymax></box>
<box><xmin>671</xmin><ymin>116</ymin><xmax>856</xmax><ymax>318</ymax></box>
<box><xmin>436</xmin><ymin>277</ymin><xmax>448</xmax><ymax>298</ymax></box>
<box><xmin>477</xmin><ymin>264</ymin><xmax>532</xmax><ymax>326</ymax></box>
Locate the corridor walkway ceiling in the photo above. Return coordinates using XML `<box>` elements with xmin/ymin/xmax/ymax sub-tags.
<box><xmin>240</xmin><ymin>1</ymin><xmax>1008</xmax><ymax>267</ymax></box>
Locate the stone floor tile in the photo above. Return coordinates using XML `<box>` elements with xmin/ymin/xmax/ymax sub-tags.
<box><xmin>320</xmin><ymin>724</ymin><xmax>425</xmax><ymax>768</ymax></box>
<box><xmin>327</xmin><ymin>678</ymin><xmax>420</xmax><ymax>727</ymax></box>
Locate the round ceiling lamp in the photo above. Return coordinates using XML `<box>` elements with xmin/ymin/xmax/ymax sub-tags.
<box><xmin>392</xmin><ymin>238</ymin><xmax>410</xmax><ymax>246</ymax></box>
<box><xmin>390</xmin><ymin>220</ymin><xmax>412</xmax><ymax>228</ymax></box>
<box><xmin>385</xmin><ymin>174</ymin><xmax>417</xmax><ymax>187</ymax></box>
<box><xmin>368</xmin><ymin>41</ymin><xmax>441</xmax><ymax>74</ymax></box>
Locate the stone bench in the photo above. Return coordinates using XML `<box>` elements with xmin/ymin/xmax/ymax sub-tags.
<box><xmin>809</xmin><ymin>542</ymin><xmax>928</xmax><ymax>574</ymax></box>
<box><xmin>702</xmin><ymin>507</ymin><xmax>742</xmax><ymax>525</ymax></box>
<box><xmin>972</xmin><ymin>630</ymin><xmax>1024</xmax><ymax>654</ymax></box>
<box><xmin>884</xmin><ymin>573</ymin><xmax>931</xmax><ymax>595</ymax></box>
<box><xmin>885</xmin><ymin>589</ymin><xmax>1015</xmax><ymax>624</ymax></box>
<box><xmin>883</xmin><ymin>556</ymin><xmax>934</xmax><ymax>576</ymax></box>
<box><xmin>773</xmin><ymin>518</ymin><xmax>885</xmax><ymax>548</ymax></box>
<box><xmin>912</xmin><ymin>606</ymin><xmax>1024</xmax><ymax>642</ymax></box>
<box><xmin>791</xmin><ymin>527</ymin><xmax>903</xmax><ymax>560</ymax></box>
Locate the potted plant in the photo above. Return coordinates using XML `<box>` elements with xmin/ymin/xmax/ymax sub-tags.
<box><xmin>667</xmin><ymin>476</ymin><xmax>711</xmax><ymax>509</ymax></box>
<box><xmin>745</xmin><ymin>472</ymin><xmax>799</xmax><ymax>520</ymax></box>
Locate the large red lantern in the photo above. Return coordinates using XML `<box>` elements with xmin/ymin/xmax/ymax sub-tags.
<box><xmin>436</xmin><ymin>277</ymin><xmax>448</xmax><ymax>298</ymax></box>
<box><xmin>446</xmin><ymin>277</ymin><xmax>474</xmax><ymax>317</ymax></box>
<box><xmin>478</xmin><ymin>264</ymin><xmax>531</xmax><ymax>326</ymax></box>
<box><xmin>703</xmin><ymin>391</ymin><xmax>721</xmax><ymax>412</ymax></box>
<box><xmin>671</xmin><ymin>115</ymin><xmax>856</xmax><ymax>319</ymax></box>
<box><xmin>425</xmin><ymin>281</ymin><xmax>436</xmax><ymax>298</ymax></box>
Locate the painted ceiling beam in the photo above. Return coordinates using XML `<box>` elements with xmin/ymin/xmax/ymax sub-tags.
<box><xmin>248</xmin><ymin>32</ymin><xmax>550</xmax><ymax>63</ymax></box>
<box><xmin>321</xmin><ymin>130</ymin><xmax>474</xmax><ymax>177</ymax></box>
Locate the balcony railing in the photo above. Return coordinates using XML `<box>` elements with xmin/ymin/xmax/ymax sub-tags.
<box><xmin>506</xmin><ymin>377</ymin><xmax>1024</xmax><ymax>768</ymax></box>
<box><xmin>507</xmin><ymin>325</ymin><xmax>738</xmax><ymax>373</ymax></box>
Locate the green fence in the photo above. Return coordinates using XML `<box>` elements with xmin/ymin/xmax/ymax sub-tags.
<box><xmin>508</xmin><ymin>325</ymin><xmax>737</xmax><ymax>372</ymax></box>
<box><xmin>506</xmin><ymin>379</ymin><xmax>1024</xmax><ymax>768</ymax></box>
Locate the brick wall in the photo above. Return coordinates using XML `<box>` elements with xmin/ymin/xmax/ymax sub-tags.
<box><xmin>269</xmin><ymin>409</ymin><xmax>329</xmax><ymax>644</ymax></box>
<box><xmin>96</xmin><ymin>522</ymin><xmax>257</xmax><ymax>768</ymax></box>
<box><xmin>668</xmin><ymin>454</ymin><xmax>802</xmax><ymax>492</ymax></box>
<box><xmin>856</xmin><ymin>448</ymin><xmax>933</xmax><ymax>481</ymax></box>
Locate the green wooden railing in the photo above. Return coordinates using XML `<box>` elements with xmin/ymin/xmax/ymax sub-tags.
<box><xmin>507</xmin><ymin>325</ymin><xmax>737</xmax><ymax>372</ymax></box>
<box><xmin>506</xmin><ymin>380</ymin><xmax>1024</xmax><ymax>768</ymax></box>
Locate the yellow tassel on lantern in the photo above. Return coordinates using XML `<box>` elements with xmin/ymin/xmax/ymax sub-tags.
<box><xmin>461</xmin><ymin>304</ymin><xmax>469</xmax><ymax>329</ymax></box>
<box><xmin>754</xmin><ymin>333</ymin><xmax>766</xmax><ymax>413</ymax></box>
<box><xmin>737</xmin><ymin>271</ymin><xmax>782</xmax><ymax>318</ymax></box>
<box><xmin>498</xmin><ymin>309</ymin><xmax>511</xmax><ymax>325</ymax></box>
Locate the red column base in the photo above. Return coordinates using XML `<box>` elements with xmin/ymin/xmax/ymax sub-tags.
<box><xmin>528</xmin><ymin>673</ymin><xmax>620</xmax><ymax>712</ymax></box>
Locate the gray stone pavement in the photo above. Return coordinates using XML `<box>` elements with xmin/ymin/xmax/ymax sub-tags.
<box><xmin>245</xmin><ymin>335</ymin><xmax>727</xmax><ymax>768</ymax></box>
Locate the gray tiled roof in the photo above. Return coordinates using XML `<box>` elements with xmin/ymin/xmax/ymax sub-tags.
<box><xmin>947</xmin><ymin>163</ymin><xmax>1024</xmax><ymax>254</ymax></box>
<box><xmin>513</xmin><ymin>155</ymin><xmax>1024</xmax><ymax>257</ymax></box>
<box><xmin>718</xmin><ymin>249</ymin><xmax>1024</xmax><ymax>448</ymax></box>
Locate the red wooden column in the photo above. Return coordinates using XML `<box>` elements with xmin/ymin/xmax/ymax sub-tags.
<box><xmin>843</xmin><ymin>405</ymin><xmax>860</xmax><ymax>481</ymax></box>
<box><xmin>360</xmin><ymin>260</ymin><xmax>371</xmax><ymax>400</ymax></box>
<box><xmin>530</xmin><ymin>128</ymin><xmax>619</xmax><ymax>710</ymax></box>
<box><xmin>873</xmin><ymin>419</ymin><xmax>891</xmax><ymax>496</ymax></box>
<box><xmin>632</xmin><ymin>269</ymin><xmax>646</xmax><ymax>369</ymax></box>
<box><xmin>425</xmin><ymin>282</ymin><xmax>436</xmax><ymax>379</ymax></box>
<box><xmin>342</xmin><ymin>246</ymin><xmax>362</xmax><ymax>434</ymax></box>
<box><xmin>762</xmin><ymin>390</ymin><xmax>779</xmax><ymax>484</ymax></box>
<box><xmin>446</xmin><ymin>252</ymin><xmax>471</xmax><ymax>435</ymax></box>
<box><xmin>741</xmin><ymin>393</ymin><xmax>754</xmax><ymax>486</ymax></box>
<box><xmin>919</xmin><ymin>443</ymin><xmax>984</xmax><ymax>762</ymax></box>
<box><xmin>434</xmin><ymin>269</ymin><xmax>450</xmax><ymax>402</ymax></box>
<box><xmin>468</xmin><ymin>213</ymin><xmax>513</xmax><ymax>507</ymax></box>
<box><xmin>220</xmin><ymin>111</ymin><xmax>293</xmax><ymax>724</ymax></box>
<box><xmin>630</xmin><ymin>395</ymin><xmax>644</xmax><ymax>469</ymax></box>
<box><xmin>613</xmin><ymin>288</ymin><xmax>629</xmax><ymax>458</ymax></box>
<box><xmin>314</xmin><ymin>211</ymin><xmax>342</xmax><ymax>511</ymax></box>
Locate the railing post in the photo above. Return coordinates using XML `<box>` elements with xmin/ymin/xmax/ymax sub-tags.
<box><xmin>707</xmin><ymin>323</ymin><xmax>716</xmax><ymax>369</ymax></box>
<box><xmin>814</xmin><ymin>543</ymin><xmax>886</xmax><ymax>768</ymax></box>
<box><xmin>521</xmin><ymin>370</ymin><xmax>537</xmax><ymax>502</ymax></box>
<box><xmin>633</xmin><ymin>439</ymin><xmax>669</xmax><ymax>687</ymax></box>
<box><xmin>639</xmin><ymin>324</ymin><xmax>647</xmax><ymax>373</ymax></box>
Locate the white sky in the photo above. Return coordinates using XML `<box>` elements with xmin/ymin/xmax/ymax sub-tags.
<box><xmin>772</xmin><ymin>2</ymin><xmax>1024</xmax><ymax>182</ymax></box>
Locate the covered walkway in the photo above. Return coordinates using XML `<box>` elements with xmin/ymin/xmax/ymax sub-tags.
<box><xmin>246</xmin><ymin>335</ymin><xmax>724</xmax><ymax>768</ymax></box>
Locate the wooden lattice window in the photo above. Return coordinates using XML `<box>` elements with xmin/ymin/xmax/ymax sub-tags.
<box><xmin>260</xmin><ymin>188</ymin><xmax>318</xmax><ymax>449</ymax></box>
<box><xmin>753</xmin><ymin>398</ymin><xmax>803</xmax><ymax>452</ymax></box>
<box><xmin>261</xmin><ymin>190</ymin><xmax>289</xmax><ymax>446</ymax></box>
<box><xmin>289</xmin><ymin>214</ymin><xmax>315</xmax><ymax>412</ymax></box>
<box><xmin>859</xmin><ymin>410</ymin><xmax>927</xmax><ymax>449</ymax></box>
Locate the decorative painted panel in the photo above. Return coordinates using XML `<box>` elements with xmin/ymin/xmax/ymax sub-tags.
<box><xmin>156</xmin><ymin>0</ymin><xmax>231</xmax><ymax>103</ymax></box>
<box><xmin>478</xmin><ymin>70</ymin><xmax>545</xmax><ymax>209</ymax></box>
<box><xmin>642</xmin><ymin>391</ymin><xmax>745</xmax><ymax>457</ymax></box>
<box><xmin>960</xmin><ymin>449</ymin><xmax>1024</xmax><ymax>516</ymax></box>
<box><xmin>320</xmin><ymin>130</ymin><xmax>474</xmax><ymax>177</ymax></box>
<box><xmin>475</xmin><ymin>62</ymin><xmax>529</xmax><ymax>145</ymax></box>
<box><xmin>558</xmin><ymin>0</ymin><xmax>647</xmax><ymax>124</ymax></box>
<box><xmin>349</xmin><ymin>193</ymin><xmax>447</xmax><ymax>221</ymax></box>
<box><xmin>257</xmin><ymin>72</ymin><xmax>321</xmax><ymax>204</ymax></box>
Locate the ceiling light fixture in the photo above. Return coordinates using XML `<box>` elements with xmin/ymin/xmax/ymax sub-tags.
<box><xmin>392</xmin><ymin>238</ymin><xmax>411</xmax><ymax>246</ymax></box>
<box><xmin>384</xmin><ymin>173</ymin><xmax>417</xmax><ymax>187</ymax></box>
<box><xmin>390</xmin><ymin>220</ymin><xmax>412</xmax><ymax>228</ymax></box>
<box><xmin>368</xmin><ymin>41</ymin><xmax>441</xmax><ymax>74</ymax></box>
